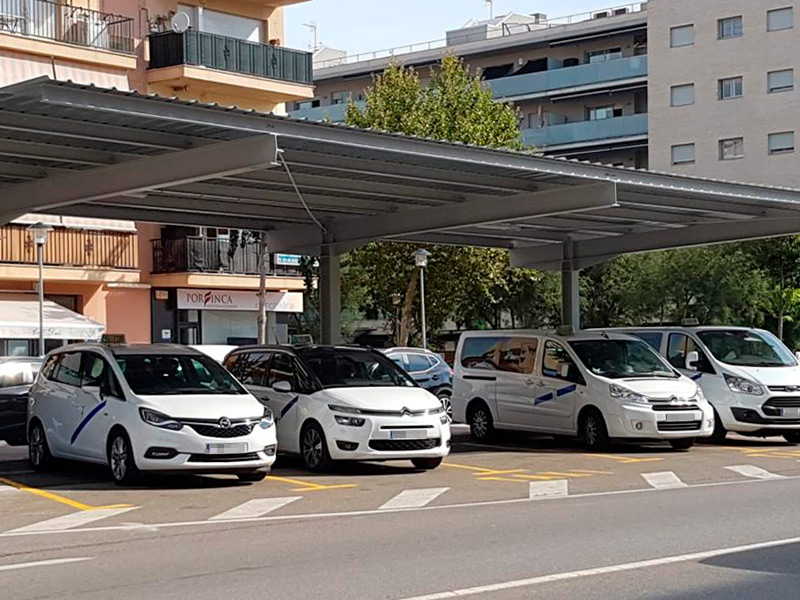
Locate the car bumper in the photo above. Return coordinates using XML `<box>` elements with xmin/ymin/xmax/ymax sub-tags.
<box><xmin>718</xmin><ymin>404</ymin><xmax>800</xmax><ymax>433</ymax></box>
<box><xmin>605</xmin><ymin>404</ymin><xmax>714</xmax><ymax>439</ymax></box>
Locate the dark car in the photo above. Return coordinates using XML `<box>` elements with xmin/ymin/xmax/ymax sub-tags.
<box><xmin>383</xmin><ymin>348</ymin><xmax>454</xmax><ymax>421</ymax></box>
<box><xmin>0</xmin><ymin>357</ymin><xmax>42</xmax><ymax>446</ymax></box>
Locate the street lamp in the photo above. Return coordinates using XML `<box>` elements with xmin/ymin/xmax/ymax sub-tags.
<box><xmin>413</xmin><ymin>249</ymin><xmax>431</xmax><ymax>349</ymax></box>
<box><xmin>28</xmin><ymin>222</ymin><xmax>52</xmax><ymax>357</ymax></box>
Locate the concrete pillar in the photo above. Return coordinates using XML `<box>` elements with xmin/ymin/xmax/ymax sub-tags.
<box><xmin>561</xmin><ymin>239</ymin><xmax>581</xmax><ymax>331</ymax></box>
<box><xmin>319</xmin><ymin>247</ymin><xmax>342</xmax><ymax>345</ymax></box>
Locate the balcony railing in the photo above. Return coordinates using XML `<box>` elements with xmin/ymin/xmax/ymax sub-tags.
<box><xmin>148</xmin><ymin>30</ymin><xmax>313</xmax><ymax>85</ymax></box>
<box><xmin>289</xmin><ymin>101</ymin><xmax>363</xmax><ymax>123</ymax></box>
<box><xmin>151</xmin><ymin>238</ymin><xmax>303</xmax><ymax>277</ymax></box>
<box><xmin>489</xmin><ymin>55</ymin><xmax>648</xmax><ymax>100</ymax></box>
<box><xmin>0</xmin><ymin>0</ymin><xmax>134</xmax><ymax>53</ymax></box>
<box><xmin>0</xmin><ymin>225</ymin><xmax>138</xmax><ymax>269</ymax></box>
<box><xmin>523</xmin><ymin>113</ymin><xmax>648</xmax><ymax>148</ymax></box>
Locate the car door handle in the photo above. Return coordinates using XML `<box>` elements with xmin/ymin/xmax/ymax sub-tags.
<box><xmin>525</xmin><ymin>379</ymin><xmax>543</xmax><ymax>386</ymax></box>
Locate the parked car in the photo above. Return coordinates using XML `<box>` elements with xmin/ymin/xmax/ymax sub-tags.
<box><xmin>453</xmin><ymin>330</ymin><xmax>714</xmax><ymax>451</ymax></box>
<box><xmin>614</xmin><ymin>326</ymin><xmax>800</xmax><ymax>444</ymax></box>
<box><xmin>383</xmin><ymin>347</ymin><xmax>454</xmax><ymax>421</ymax></box>
<box><xmin>28</xmin><ymin>344</ymin><xmax>276</xmax><ymax>484</ymax></box>
<box><xmin>0</xmin><ymin>357</ymin><xmax>42</xmax><ymax>446</ymax></box>
<box><xmin>224</xmin><ymin>345</ymin><xmax>451</xmax><ymax>472</ymax></box>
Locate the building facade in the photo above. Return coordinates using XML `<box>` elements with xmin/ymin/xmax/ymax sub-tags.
<box><xmin>0</xmin><ymin>0</ymin><xmax>312</xmax><ymax>353</ymax></box>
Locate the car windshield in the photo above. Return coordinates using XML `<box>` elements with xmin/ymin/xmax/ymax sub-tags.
<box><xmin>697</xmin><ymin>330</ymin><xmax>796</xmax><ymax>367</ymax></box>
<box><xmin>569</xmin><ymin>339</ymin><xmax>677</xmax><ymax>379</ymax></box>
<box><xmin>0</xmin><ymin>360</ymin><xmax>40</xmax><ymax>389</ymax></box>
<box><xmin>298</xmin><ymin>348</ymin><xmax>416</xmax><ymax>389</ymax></box>
<box><xmin>115</xmin><ymin>353</ymin><xmax>247</xmax><ymax>395</ymax></box>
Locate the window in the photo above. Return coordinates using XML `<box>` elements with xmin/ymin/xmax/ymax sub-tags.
<box><xmin>769</xmin><ymin>131</ymin><xmax>795</xmax><ymax>154</ymax></box>
<box><xmin>588</xmin><ymin>106</ymin><xmax>622</xmax><ymax>120</ymax></box>
<box><xmin>115</xmin><ymin>354</ymin><xmax>246</xmax><ymax>395</ymax></box>
<box><xmin>6</xmin><ymin>340</ymin><xmax>30</xmax><ymax>356</ymax></box>
<box><xmin>227</xmin><ymin>352</ymin><xmax>270</xmax><ymax>386</ymax></box>
<box><xmin>496</xmin><ymin>338</ymin><xmax>538</xmax><ymax>375</ymax></box>
<box><xmin>52</xmin><ymin>352</ymin><xmax>82</xmax><ymax>387</ymax></box>
<box><xmin>267</xmin><ymin>353</ymin><xmax>295</xmax><ymax>389</ymax></box>
<box><xmin>459</xmin><ymin>337</ymin><xmax>504</xmax><ymax>370</ymax></box>
<box><xmin>719</xmin><ymin>76</ymin><xmax>743</xmax><ymax>100</ymax></box>
<box><xmin>671</xmin><ymin>143</ymin><xmax>695</xmax><ymax>165</ymax></box>
<box><xmin>331</xmin><ymin>91</ymin><xmax>349</xmax><ymax>105</ymax></box>
<box><xmin>718</xmin><ymin>16</ymin><xmax>743</xmax><ymax>39</ymax></box>
<box><xmin>667</xmin><ymin>334</ymin><xmax>714</xmax><ymax>373</ymax></box>
<box><xmin>719</xmin><ymin>137</ymin><xmax>744</xmax><ymax>160</ymax></box>
<box><xmin>81</xmin><ymin>353</ymin><xmax>123</xmax><ymax>398</ymax></box>
<box><xmin>630</xmin><ymin>332</ymin><xmax>663</xmax><ymax>352</ymax></box>
<box><xmin>541</xmin><ymin>341</ymin><xmax>583</xmax><ymax>384</ymax></box>
<box><xmin>587</xmin><ymin>48</ymin><xmax>623</xmax><ymax>64</ymax></box>
<box><xmin>697</xmin><ymin>330</ymin><xmax>796</xmax><ymax>367</ymax></box>
<box><xmin>406</xmin><ymin>353</ymin><xmax>433</xmax><ymax>373</ymax></box>
<box><xmin>570</xmin><ymin>340</ymin><xmax>675</xmax><ymax>379</ymax></box>
<box><xmin>768</xmin><ymin>7</ymin><xmax>793</xmax><ymax>31</ymax></box>
<box><xmin>388</xmin><ymin>355</ymin><xmax>405</xmax><ymax>369</ymax></box>
<box><xmin>768</xmin><ymin>69</ymin><xmax>794</xmax><ymax>93</ymax></box>
<box><xmin>670</xmin><ymin>24</ymin><xmax>694</xmax><ymax>47</ymax></box>
<box><xmin>0</xmin><ymin>360</ymin><xmax>38</xmax><ymax>389</ymax></box>
<box><xmin>41</xmin><ymin>355</ymin><xmax>60</xmax><ymax>381</ymax></box>
<box><xmin>670</xmin><ymin>84</ymin><xmax>695</xmax><ymax>106</ymax></box>
<box><xmin>297</xmin><ymin>348</ymin><xmax>415</xmax><ymax>388</ymax></box>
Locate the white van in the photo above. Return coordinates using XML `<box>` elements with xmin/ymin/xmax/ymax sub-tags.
<box><xmin>614</xmin><ymin>327</ymin><xmax>800</xmax><ymax>444</ymax></box>
<box><xmin>453</xmin><ymin>330</ymin><xmax>713</xmax><ymax>450</ymax></box>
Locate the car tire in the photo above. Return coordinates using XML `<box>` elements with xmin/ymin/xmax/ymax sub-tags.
<box><xmin>669</xmin><ymin>438</ymin><xmax>695</xmax><ymax>451</ymax></box>
<box><xmin>28</xmin><ymin>421</ymin><xmax>54</xmax><ymax>472</ymax></box>
<box><xmin>237</xmin><ymin>471</ymin><xmax>268</xmax><ymax>483</ymax></box>
<box><xmin>784</xmin><ymin>432</ymin><xmax>800</xmax><ymax>445</ymax></box>
<box><xmin>300</xmin><ymin>422</ymin><xmax>333</xmax><ymax>473</ymax></box>
<box><xmin>108</xmin><ymin>430</ymin><xmax>139</xmax><ymax>486</ymax></box>
<box><xmin>437</xmin><ymin>392</ymin><xmax>453</xmax><ymax>423</ymax></box>
<box><xmin>411</xmin><ymin>457</ymin><xmax>443</xmax><ymax>470</ymax></box>
<box><xmin>708</xmin><ymin>409</ymin><xmax>728</xmax><ymax>444</ymax></box>
<box><xmin>579</xmin><ymin>408</ymin><xmax>611</xmax><ymax>451</ymax></box>
<box><xmin>467</xmin><ymin>401</ymin><xmax>495</xmax><ymax>443</ymax></box>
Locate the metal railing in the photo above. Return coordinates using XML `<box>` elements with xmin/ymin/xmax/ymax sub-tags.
<box><xmin>151</xmin><ymin>238</ymin><xmax>303</xmax><ymax>277</ymax></box>
<box><xmin>313</xmin><ymin>3</ymin><xmax>646</xmax><ymax>69</ymax></box>
<box><xmin>149</xmin><ymin>30</ymin><xmax>313</xmax><ymax>85</ymax></box>
<box><xmin>0</xmin><ymin>0</ymin><xmax>134</xmax><ymax>53</ymax></box>
<box><xmin>522</xmin><ymin>113</ymin><xmax>649</xmax><ymax>148</ymax></box>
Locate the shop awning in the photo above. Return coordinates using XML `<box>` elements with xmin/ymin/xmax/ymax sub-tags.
<box><xmin>0</xmin><ymin>295</ymin><xmax>105</xmax><ymax>340</ymax></box>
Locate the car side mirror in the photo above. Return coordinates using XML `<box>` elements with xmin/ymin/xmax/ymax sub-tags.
<box><xmin>685</xmin><ymin>351</ymin><xmax>700</xmax><ymax>371</ymax></box>
<box><xmin>272</xmin><ymin>380</ymin><xmax>293</xmax><ymax>393</ymax></box>
<box><xmin>82</xmin><ymin>385</ymin><xmax>103</xmax><ymax>400</ymax></box>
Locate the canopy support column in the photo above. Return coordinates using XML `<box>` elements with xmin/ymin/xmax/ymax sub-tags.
<box><xmin>319</xmin><ymin>245</ymin><xmax>342</xmax><ymax>345</ymax></box>
<box><xmin>561</xmin><ymin>238</ymin><xmax>581</xmax><ymax>331</ymax></box>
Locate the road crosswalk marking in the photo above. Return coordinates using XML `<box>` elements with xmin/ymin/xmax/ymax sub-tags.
<box><xmin>642</xmin><ymin>471</ymin><xmax>688</xmax><ymax>490</ymax></box>
<box><xmin>380</xmin><ymin>488</ymin><xmax>449</xmax><ymax>510</ymax></box>
<box><xmin>528</xmin><ymin>479</ymin><xmax>569</xmax><ymax>499</ymax></box>
<box><xmin>208</xmin><ymin>497</ymin><xmax>301</xmax><ymax>521</ymax></box>
<box><xmin>5</xmin><ymin>506</ymin><xmax>139</xmax><ymax>534</ymax></box>
<box><xmin>724</xmin><ymin>465</ymin><xmax>785</xmax><ymax>480</ymax></box>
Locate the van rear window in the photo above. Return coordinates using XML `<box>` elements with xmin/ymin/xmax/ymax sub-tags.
<box><xmin>460</xmin><ymin>337</ymin><xmax>504</xmax><ymax>370</ymax></box>
<box><xmin>460</xmin><ymin>337</ymin><xmax>538</xmax><ymax>374</ymax></box>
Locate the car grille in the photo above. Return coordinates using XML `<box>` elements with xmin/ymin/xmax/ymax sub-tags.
<box><xmin>763</xmin><ymin>397</ymin><xmax>800</xmax><ymax>408</ymax></box>
<box><xmin>187</xmin><ymin>452</ymin><xmax>260</xmax><ymax>463</ymax></box>
<box><xmin>369</xmin><ymin>438</ymin><xmax>441</xmax><ymax>451</ymax></box>
<box><xmin>187</xmin><ymin>423</ymin><xmax>255</xmax><ymax>438</ymax></box>
<box><xmin>650</xmin><ymin>404</ymin><xmax>700</xmax><ymax>412</ymax></box>
<box><xmin>768</xmin><ymin>386</ymin><xmax>800</xmax><ymax>393</ymax></box>
<box><xmin>657</xmin><ymin>420</ymin><xmax>702</xmax><ymax>432</ymax></box>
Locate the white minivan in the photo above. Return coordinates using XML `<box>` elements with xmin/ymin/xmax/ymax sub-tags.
<box><xmin>615</xmin><ymin>327</ymin><xmax>800</xmax><ymax>444</ymax></box>
<box><xmin>453</xmin><ymin>330</ymin><xmax>714</xmax><ymax>450</ymax></box>
<box><xmin>28</xmin><ymin>344</ymin><xmax>277</xmax><ymax>484</ymax></box>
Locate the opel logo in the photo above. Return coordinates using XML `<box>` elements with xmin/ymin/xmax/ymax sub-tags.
<box><xmin>219</xmin><ymin>417</ymin><xmax>232</xmax><ymax>429</ymax></box>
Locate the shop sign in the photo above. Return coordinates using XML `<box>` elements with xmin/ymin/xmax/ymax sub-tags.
<box><xmin>177</xmin><ymin>289</ymin><xmax>303</xmax><ymax>313</ymax></box>
<box><xmin>275</xmin><ymin>254</ymin><xmax>302</xmax><ymax>267</ymax></box>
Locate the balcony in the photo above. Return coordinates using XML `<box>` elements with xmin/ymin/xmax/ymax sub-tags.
<box><xmin>289</xmin><ymin>100</ymin><xmax>364</xmax><ymax>123</ymax></box>
<box><xmin>152</xmin><ymin>238</ymin><xmax>303</xmax><ymax>278</ymax></box>
<box><xmin>489</xmin><ymin>56</ymin><xmax>647</xmax><ymax>101</ymax></box>
<box><xmin>523</xmin><ymin>113</ymin><xmax>648</xmax><ymax>149</ymax></box>
<box><xmin>147</xmin><ymin>31</ymin><xmax>314</xmax><ymax>110</ymax></box>
<box><xmin>0</xmin><ymin>0</ymin><xmax>134</xmax><ymax>62</ymax></box>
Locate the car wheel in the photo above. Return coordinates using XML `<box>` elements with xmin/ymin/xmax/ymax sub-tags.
<box><xmin>708</xmin><ymin>409</ymin><xmax>728</xmax><ymax>443</ymax></box>
<box><xmin>108</xmin><ymin>430</ymin><xmax>139</xmax><ymax>486</ymax></box>
<box><xmin>579</xmin><ymin>409</ymin><xmax>611</xmax><ymax>451</ymax></box>
<box><xmin>437</xmin><ymin>392</ymin><xmax>453</xmax><ymax>423</ymax></box>
<box><xmin>28</xmin><ymin>421</ymin><xmax>53</xmax><ymax>472</ymax></box>
<box><xmin>237</xmin><ymin>471</ymin><xmax>268</xmax><ymax>483</ymax></box>
<box><xmin>468</xmin><ymin>401</ymin><xmax>495</xmax><ymax>442</ymax></box>
<box><xmin>669</xmin><ymin>438</ymin><xmax>695</xmax><ymax>451</ymax></box>
<box><xmin>784</xmin><ymin>432</ymin><xmax>800</xmax><ymax>445</ymax></box>
<box><xmin>300</xmin><ymin>422</ymin><xmax>333</xmax><ymax>473</ymax></box>
<box><xmin>411</xmin><ymin>457</ymin><xmax>443</xmax><ymax>470</ymax></box>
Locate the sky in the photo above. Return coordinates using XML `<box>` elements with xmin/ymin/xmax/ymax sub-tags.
<box><xmin>285</xmin><ymin>0</ymin><xmax>621</xmax><ymax>56</ymax></box>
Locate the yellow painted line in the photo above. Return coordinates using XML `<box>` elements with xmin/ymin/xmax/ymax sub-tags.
<box><xmin>537</xmin><ymin>471</ymin><xmax>592</xmax><ymax>478</ymax></box>
<box><xmin>290</xmin><ymin>484</ymin><xmax>358</xmax><ymax>492</ymax></box>
<box><xmin>0</xmin><ymin>476</ymin><xmax>131</xmax><ymax>511</ymax></box>
<box><xmin>443</xmin><ymin>463</ymin><xmax>497</xmax><ymax>473</ymax></box>
<box><xmin>476</xmin><ymin>476</ymin><xmax>528</xmax><ymax>483</ymax></box>
<box><xmin>267</xmin><ymin>475</ymin><xmax>357</xmax><ymax>492</ymax></box>
<box><xmin>472</xmin><ymin>469</ymin><xmax>527</xmax><ymax>476</ymax></box>
<box><xmin>568</xmin><ymin>469</ymin><xmax>615</xmax><ymax>475</ymax></box>
<box><xmin>585</xmin><ymin>454</ymin><xmax>662</xmax><ymax>464</ymax></box>
<box><xmin>503</xmin><ymin>474</ymin><xmax>562</xmax><ymax>481</ymax></box>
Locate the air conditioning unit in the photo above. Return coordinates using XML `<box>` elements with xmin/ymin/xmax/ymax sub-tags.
<box><xmin>63</xmin><ymin>13</ymin><xmax>110</xmax><ymax>50</ymax></box>
<box><xmin>593</xmin><ymin>11</ymin><xmax>610</xmax><ymax>19</ymax></box>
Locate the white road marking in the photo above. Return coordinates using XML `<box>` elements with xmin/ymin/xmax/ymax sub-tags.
<box><xmin>529</xmin><ymin>480</ymin><xmax>569</xmax><ymax>499</ymax></box>
<box><xmin>5</xmin><ymin>506</ymin><xmax>139</xmax><ymax>534</ymax></box>
<box><xmin>642</xmin><ymin>471</ymin><xmax>687</xmax><ymax>490</ymax></box>
<box><xmin>394</xmin><ymin>534</ymin><xmax>800</xmax><ymax>600</ymax></box>
<box><xmin>380</xmin><ymin>488</ymin><xmax>450</xmax><ymax>510</ymax></box>
<box><xmin>209</xmin><ymin>497</ymin><xmax>301</xmax><ymax>521</ymax></box>
<box><xmin>0</xmin><ymin>557</ymin><xmax>93</xmax><ymax>572</ymax></box>
<box><xmin>725</xmin><ymin>465</ymin><xmax>785</xmax><ymax>480</ymax></box>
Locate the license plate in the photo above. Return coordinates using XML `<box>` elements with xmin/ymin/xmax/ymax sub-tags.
<box><xmin>781</xmin><ymin>408</ymin><xmax>800</xmax><ymax>417</ymax></box>
<box><xmin>389</xmin><ymin>430</ymin><xmax>427</xmax><ymax>440</ymax></box>
<box><xmin>665</xmin><ymin>411</ymin><xmax>701</xmax><ymax>422</ymax></box>
<box><xmin>205</xmin><ymin>442</ymin><xmax>248</xmax><ymax>455</ymax></box>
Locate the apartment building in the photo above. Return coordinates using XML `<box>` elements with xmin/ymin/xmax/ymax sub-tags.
<box><xmin>0</xmin><ymin>0</ymin><xmax>312</xmax><ymax>352</ymax></box>
<box><xmin>647</xmin><ymin>0</ymin><xmax>799</xmax><ymax>186</ymax></box>
<box><xmin>290</xmin><ymin>4</ymin><xmax>650</xmax><ymax>167</ymax></box>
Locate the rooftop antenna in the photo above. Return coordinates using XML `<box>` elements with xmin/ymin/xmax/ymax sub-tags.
<box><xmin>485</xmin><ymin>0</ymin><xmax>494</xmax><ymax>19</ymax></box>
<box><xmin>303</xmin><ymin>21</ymin><xmax>319</xmax><ymax>50</ymax></box>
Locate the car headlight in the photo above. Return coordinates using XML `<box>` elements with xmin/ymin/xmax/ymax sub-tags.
<box><xmin>334</xmin><ymin>415</ymin><xmax>366</xmax><ymax>427</ymax></box>
<box><xmin>724</xmin><ymin>374</ymin><xmax>764</xmax><ymax>396</ymax></box>
<box><xmin>609</xmin><ymin>384</ymin><xmax>649</xmax><ymax>404</ymax></box>
<box><xmin>260</xmin><ymin>407</ymin><xmax>274</xmax><ymax>429</ymax></box>
<box><xmin>139</xmin><ymin>408</ymin><xmax>183</xmax><ymax>431</ymax></box>
<box><xmin>328</xmin><ymin>404</ymin><xmax>363</xmax><ymax>414</ymax></box>
<box><xmin>427</xmin><ymin>405</ymin><xmax>444</xmax><ymax>415</ymax></box>
<box><xmin>692</xmin><ymin>387</ymin><xmax>705</xmax><ymax>402</ymax></box>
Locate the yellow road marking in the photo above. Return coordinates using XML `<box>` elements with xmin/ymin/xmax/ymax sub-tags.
<box><xmin>476</xmin><ymin>476</ymin><xmax>529</xmax><ymax>482</ymax></box>
<box><xmin>266</xmin><ymin>475</ymin><xmax>357</xmax><ymax>491</ymax></box>
<box><xmin>585</xmin><ymin>454</ymin><xmax>662</xmax><ymax>464</ymax></box>
<box><xmin>0</xmin><ymin>476</ymin><xmax>132</xmax><ymax>511</ymax></box>
<box><xmin>568</xmin><ymin>469</ymin><xmax>615</xmax><ymax>475</ymax></box>
<box><xmin>443</xmin><ymin>462</ymin><xmax>498</xmax><ymax>473</ymax></box>
<box><xmin>290</xmin><ymin>484</ymin><xmax>358</xmax><ymax>492</ymax></box>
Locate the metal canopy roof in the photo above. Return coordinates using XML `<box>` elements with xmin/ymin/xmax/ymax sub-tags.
<box><xmin>2</xmin><ymin>77</ymin><xmax>800</xmax><ymax>271</ymax></box>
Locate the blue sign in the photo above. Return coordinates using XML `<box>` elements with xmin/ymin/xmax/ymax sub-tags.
<box><xmin>276</xmin><ymin>254</ymin><xmax>302</xmax><ymax>267</ymax></box>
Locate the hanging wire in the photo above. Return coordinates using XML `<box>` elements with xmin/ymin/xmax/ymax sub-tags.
<box><xmin>278</xmin><ymin>149</ymin><xmax>328</xmax><ymax>233</ymax></box>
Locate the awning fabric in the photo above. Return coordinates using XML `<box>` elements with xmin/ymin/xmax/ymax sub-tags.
<box><xmin>0</xmin><ymin>294</ymin><xmax>105</xmax><ymax>340</ymax></box>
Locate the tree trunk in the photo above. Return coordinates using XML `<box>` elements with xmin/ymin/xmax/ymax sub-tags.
<box><xmin>398</xmin><ymin>269</ymin><xmax>418</xmax><ymax>347</ymax></box>
<box><xmin>257</xmin><ymin>235</ymin><xmax>268</xmax><ymax>344</ymax></box>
